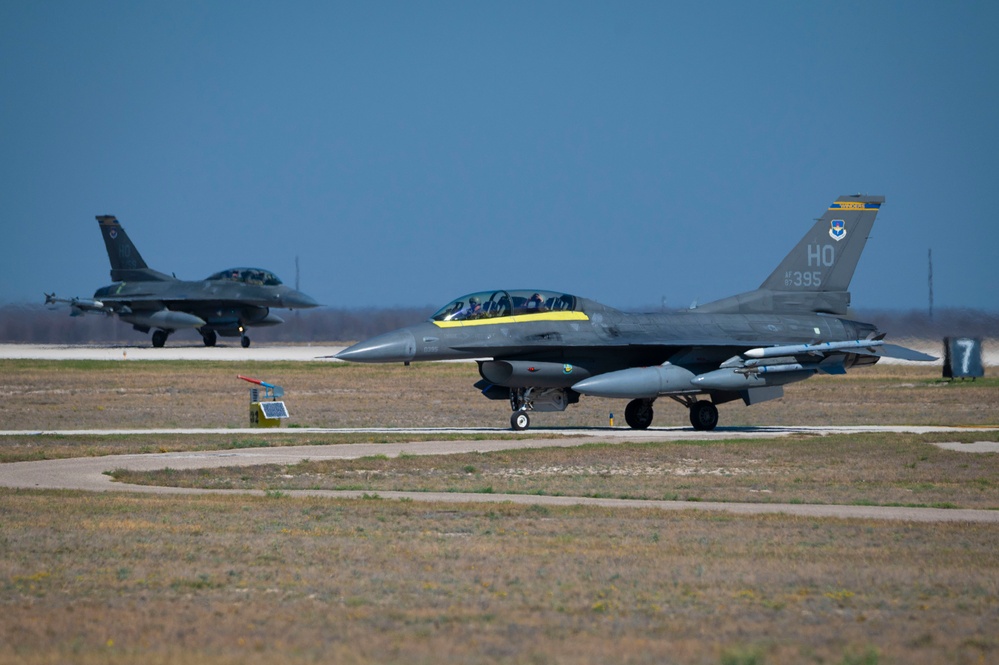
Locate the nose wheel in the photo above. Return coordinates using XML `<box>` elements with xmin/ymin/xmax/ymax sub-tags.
<box><xmin>241</xmin><ymin>335</ymin><xmax>251</xmax><ymax>348</ymax></box>
<box><xmin>511</xmin><ymin>410</ymin><xmax>530</xmax><ymax>431</ymax></box>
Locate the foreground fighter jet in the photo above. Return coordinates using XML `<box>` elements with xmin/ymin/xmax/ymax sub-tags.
<box><xmin>45</xmin><ymin>215</ymin><xmax>318</xmax><ymax>347</ymax></box>
<box><xmin>337</xmin><ymin>195</ymin><xmax>934</xmax><ymax>430</ymax></box>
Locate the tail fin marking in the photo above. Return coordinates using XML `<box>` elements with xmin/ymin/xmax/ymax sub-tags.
<box><xmin>696</xmin><ymin>194</ymin><xmax>884</xmax><ymax>315</ymax></box>
<box><xmin>96</xmin><ymin>215</ymin><xmax>172</xmax><ymax>282</ymax></box>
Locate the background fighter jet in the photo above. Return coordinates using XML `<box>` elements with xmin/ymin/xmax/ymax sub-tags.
<box><xmin>45</xmin><ymin>215</ymin><xmax>318</xmax><ymax>347</ymax></box>
<box><xmin>337</xmin><ymin>195</ymin><xmax>935</xmax><ymax>431</ymax></box>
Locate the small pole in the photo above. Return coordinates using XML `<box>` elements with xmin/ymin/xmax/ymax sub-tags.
<box><xmin>609</xmin><ymin>412</ymin><xmax>614</xmax><ymax>427</ymax></box>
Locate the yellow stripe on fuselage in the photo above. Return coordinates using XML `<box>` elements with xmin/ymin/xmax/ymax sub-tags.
<box><xmin>433</xmin><ymin>311</ymin><xmax>590</xmax><ymax>328</ymax></box>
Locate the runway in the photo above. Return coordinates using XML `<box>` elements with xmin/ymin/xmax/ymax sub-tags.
<box><xmin>0</xmin><ymin>342</ymin><xmax>346</xmax><ymax>362</ymax></box>
<box><xmin>3</xmin><ymin>340</ymin><xmax>994</xmax><ymax>364</ymax></box>
<box><xmin>2</xmin><ymin>425</ymin><xmax>997</xmax><ymax>523</ymax></box>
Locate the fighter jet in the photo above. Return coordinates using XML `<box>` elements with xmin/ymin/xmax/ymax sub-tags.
<box><xmin>336</xmin><ymin>194</ymin><xmax>935</xmax><ymax>431</ymax></box>
<box><xmin>45</xmin><ymin>215</ymin><xmax>319</xmax><ymax>347</ymax></box>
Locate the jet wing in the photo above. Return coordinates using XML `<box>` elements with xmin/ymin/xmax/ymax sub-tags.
<box><xmin>692</xmin><ymin>338</ymin><xmax>937</xmax><ymax>388</ymax></box>
<box><xmin>740</xmin><ymin>339</ymin><xmax>936</xmax><ymax>363</ymax></box>
<box><xmin>573</xmin><ymin>338</ymin><xmax>936</xmax><ymax>401</ymax></box>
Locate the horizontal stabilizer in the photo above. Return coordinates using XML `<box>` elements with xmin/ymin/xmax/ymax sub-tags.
<box><xmin>878</xmin><ymin>343</ymin><xmax>938</xmax><ymax>362</ymax></box>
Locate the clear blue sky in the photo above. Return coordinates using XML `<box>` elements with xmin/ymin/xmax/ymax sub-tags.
<box><xmin>2</xmin><ymin>1</ymin><xmax>996</xmax><ymax>312</ymax></box>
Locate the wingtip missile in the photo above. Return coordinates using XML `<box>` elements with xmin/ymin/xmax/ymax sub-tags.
<box><xmin>744</xmin><ymin>339</ymin><xmax>885</xmax><ymax>359</ymax></box>
<box><xmin>744</xmin><ymin>339</ymin><xmax>937</xmax><ymax>363</ymax></box>
<box><xmin>44</xmin><ymin>293</ymin><xmax>105</xmax><ymax>311</ymax></box>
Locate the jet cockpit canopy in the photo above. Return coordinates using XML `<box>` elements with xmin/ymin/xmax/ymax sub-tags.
<box><xmin>206</xmin><ymin>268</ymin><xmax>283</xmax><ymax>287</ymax></box>
<box><xmin>431</xmin><ymin>289</ymin><xmax>579</xmax><ymax>322</ymax></box>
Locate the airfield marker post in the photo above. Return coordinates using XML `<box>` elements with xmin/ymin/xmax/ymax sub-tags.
<box><xmin>238</xmin><ymin>375</ymin><xmax>289</xmax><ymax>428</ymax></box>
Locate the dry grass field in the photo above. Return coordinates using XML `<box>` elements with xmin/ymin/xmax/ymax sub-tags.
<box><xmin>1</xmin><ymin>358</ymin><xmax>998</xmax><ymax>664</ymax></box>
<box><xmin>2</xmin><ymin>358</ymin><xmax>997</xmax><ymax>432</ymax></box>
<box><xmin>2</xmin><ymin>492</ymin><xmax>997</xmax><ymax>665</ymax></box>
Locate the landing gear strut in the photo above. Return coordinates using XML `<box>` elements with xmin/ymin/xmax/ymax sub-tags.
<box><xmin>509</xmin><ymin>389</ymin><xmax>533</xmax><ymax>431</ymax></box>
<box><xmin>506</xmin><ymin>387</ymin><xmax>575</xmax><ymax>431</ymax></box>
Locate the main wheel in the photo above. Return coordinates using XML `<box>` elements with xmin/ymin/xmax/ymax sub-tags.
<box><xmin>624</xmin><ymin>399</ymin><xmax>654</xmax><ymax>430</ymax></box>
<box><xmin>689</xmin><ymin>400</ymin><xmax>719</xmax><ymax>431</ymax></box>
<box><xmin>151</xmin><ymin>330</ymin><xmax>168</xmax><ymax>348</ymax></box>
<box><xmin>202</xmin><ymin>330</ymin><xmax>217</xmax><ymax>347</ymax></box>
<box><xmin>510</xmin><ymin>411</ymin><xmax>530</xmax><ymax>431</ymax></box>
<box><xmin>241</xmin><ymin>335</ymin><xmax>251</xmax><ymax>348</ymax></box>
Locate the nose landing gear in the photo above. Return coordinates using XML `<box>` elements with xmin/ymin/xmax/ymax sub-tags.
<box><xmin>506</xmin><ymin>387</ymin><xmax>576</xmax><ymax>431</ymax></box>
<box><xmin>511</xmin><ymin>410</ymin><xmax>530</xmax><ymax>431</ymax></box>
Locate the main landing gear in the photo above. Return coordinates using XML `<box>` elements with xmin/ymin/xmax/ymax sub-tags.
<box><xmin>624</xmin><ymin>399</ymin><xmax>654</xmax><ymax>429</ymax></box>
<box><xmin>151</xmin><ymin>330</ymin><xmax>170</xmax><ymax>348</ymax></box>
<box><xmin>504</xmin><ymin>388</ymin><xmax>719</xmax><ymax>432</ymax></box>
<box><xmin>623</xmin><ymin>396</ymin><xmax>719</xmax><ymax>431</ymax></box>
<box><xmin>201</xmin><ymin>329</ymin><xmax>218</xmax><ymax>347</ymax></box>
<box><xmin>687</xmin><ymin>399</ymin><xmax>719</xmax><ymax>431</ymax></box>
<box><xmin>198</xmin><ymin>328</ymin><xmax>250</xmax><ymax>348</ymax></box>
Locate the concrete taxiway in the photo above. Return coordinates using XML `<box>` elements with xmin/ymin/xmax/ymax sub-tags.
<box><xmin>1</xmin><ymin>425</ymin><xmax>996</xmax><ymax>523</ymax></box>
<box><xmin>0</xmin><ymin>343</ymin><xmax>346</xmax><ymax>362</ymax></box>
<box><xmin>3</xmin><ymin>340</ymin><xmax>994</xmax><ymax>364</ymax></box>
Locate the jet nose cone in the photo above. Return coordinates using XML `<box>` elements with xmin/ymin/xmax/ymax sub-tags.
<box><xmin>283</xmin><ymin>290</ymin><xmax>320</xmax><ymax>308</ymax></box>
<box><xmin>336</xmin><ymin>329</ymin><xmax>417</xmax><ymax>363</ymax></box>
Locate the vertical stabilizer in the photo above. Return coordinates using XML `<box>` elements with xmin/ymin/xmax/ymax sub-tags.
<box><xmin>696</xmin><ymin>195</ymin><xmax>884</xmax><ymax>315</ymax></box>
<box><xmin>96</xmin><ymin>215</ymin><xmax>172</xmax><ymax>282</ymax></box>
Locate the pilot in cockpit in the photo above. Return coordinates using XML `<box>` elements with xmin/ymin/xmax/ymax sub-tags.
<box><xmin>464</xmin><ymin>297</ymin><xmax>483</xmax><ymax>319</ymax></box>
<box><xmin>526</xmin><ymin>293</ymin><xmax>546</xmax><ymax>312</ymax></box>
